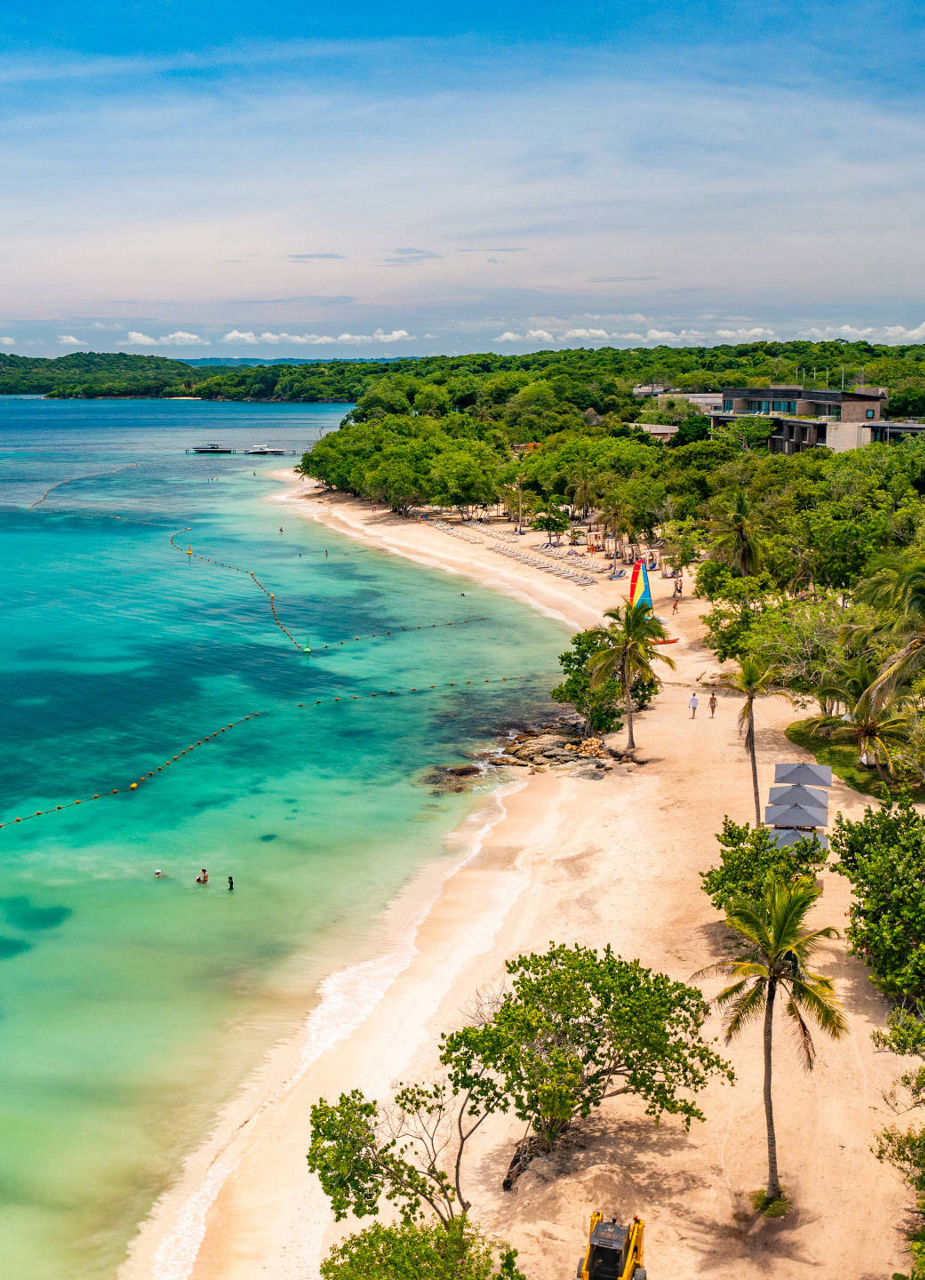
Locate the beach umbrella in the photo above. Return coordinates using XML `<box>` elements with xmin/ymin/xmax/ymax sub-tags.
<box><xmin>774</xmin><ymin>762</ymin><xmax>833</xmax><ymax>788</ymax></box>
<box><xmin>769</xmin><ymin>828</ymin><xmax>829</xmax><ymax>851</ymax></box>
<box><xmin>767</xmin><ymin>783</ymin><xmax>830</xmax><ymax>810</ymax></box>
<box><xmin>765</xmin><ymin>801</ymin><xmax>828</xmax><ymax>829</ymax></box>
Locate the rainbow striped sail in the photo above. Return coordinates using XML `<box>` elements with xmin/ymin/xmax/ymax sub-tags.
<box><xmin>628</xmin><ymin>560</ymin><xmax>653</xmax><ymax>611</ymax></box>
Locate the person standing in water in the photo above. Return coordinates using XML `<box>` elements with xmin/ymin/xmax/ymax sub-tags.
<box><xmin>227</xmin><ymin>875</ymin><xmax>234</xmax><ymax>891</ymax></box>
<box><xmin>196</xmin><ymin>868</ymin><xmax>209</xmax><ymax>884</ymax></box>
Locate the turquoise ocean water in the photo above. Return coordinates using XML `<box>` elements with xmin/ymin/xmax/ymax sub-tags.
<box><xmin>0</xmin><ymin>398</ymin><xmax>566</xmax><ymax>1279</ymax></box>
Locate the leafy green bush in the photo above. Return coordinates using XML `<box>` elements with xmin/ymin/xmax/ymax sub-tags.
<box><xmin>440</xmin><ymin>943</ymin><xmax>733</xmax><ymax>1178</ymax></box>
<box><xmin>700</xmin><ymin>819</ymin><xmax>827</xmax><ymax>912</ymax></box>
<box><xmin>830</xmin><ymin>793</ymin><xmax>925</xmax><ymax>998</ymax></box>
<box><xmin>320</xmin><ymin>1217</ymin><xmax>524</xmax><ymax>1280</ymax></box>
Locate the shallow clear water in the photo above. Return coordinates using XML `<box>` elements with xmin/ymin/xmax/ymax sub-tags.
<box><xmin>0</xmin><ymin>397</ymin><xmax>566</xmax><ymax>1278</ymax></box>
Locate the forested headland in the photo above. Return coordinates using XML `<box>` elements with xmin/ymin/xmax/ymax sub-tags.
<box><xmin>4</xmin><ymin>340</ymin><xmax>925</xmax><ymax>412</ymax></box>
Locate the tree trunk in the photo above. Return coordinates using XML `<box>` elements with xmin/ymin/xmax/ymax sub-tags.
<box><xmin>623</xmin><ymin>660</ymin><xmax>636</xmax><ymax>752</ymax></box>
<box><xmin>764</xmin><ymin>980</ymin><xmax>782</xmax><ymax>1201</ymax></box>
<box><xmin>748</xmin><ymin>707</ymin><xmax>761</xmax><ymax>827</ymax></box>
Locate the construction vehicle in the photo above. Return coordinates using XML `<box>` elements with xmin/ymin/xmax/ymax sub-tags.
<box><xmin>575</xmin><ymin>1212</ymin><xmax>646</xmax><ymax>1280</ymax></box>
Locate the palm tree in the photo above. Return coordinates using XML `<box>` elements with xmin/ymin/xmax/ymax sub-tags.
<box><xmin>596</xmin><ymin>493</ymin><xmax>628</xmax><ymax>578</ymax></box>
<box><xmin>701</xmin><ymin>880</ymin><xmax>847</xmax><ymax>1204</ymax></box>
<box><xmin>855</xmin><ymin>560</ymin><xmax>925</xmax><ymax>699</ymax></box>
<box><xmin>566</xmin><ymin>467</ymin><xmax>594</xmax><ymax>520</ymax></box>
<box><xmin>806</xmin><ymin>680</ymin><xmax>910</xmax><ymax>778</ymax></box>
<box><xmin>719</xmin><ymin>658</ymin><xmax>794</xmax><ymax>826</ymax></box>
<box><xmin>711</xmin><ymin>490</ymin><xmax>765</xmax><ymax>577</ymax></box>
<box><xmin>587</xmin><ymin>602</ymin><xmax>675</xmax><ymax>752</ymax></box>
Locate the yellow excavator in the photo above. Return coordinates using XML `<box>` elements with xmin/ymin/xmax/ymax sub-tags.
<box><xmin>575</xmin><ymin>1212</ymin><xmax>646</xmax><ymax>1280</ymax></box>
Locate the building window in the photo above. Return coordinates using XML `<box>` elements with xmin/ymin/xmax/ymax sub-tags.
<box><xmin>866</xmin><ymin>409</ymin><xmax>875</xmax><ymax>419</ymax></box>
<box><xmin>722</xmin><ymin>399</ymin><xmax>733</xmax><ymax>411</ymax></box>
<box><xmin>772</xmin><ymin>400</ymin><xmax>797</xmax><ymax>413</ymax></box>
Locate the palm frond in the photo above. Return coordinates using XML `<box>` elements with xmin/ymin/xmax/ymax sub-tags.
<box><xmin>721</xmin><ymin>978</ymin><xmax>767</xmax><ymax>1042</ymax></box>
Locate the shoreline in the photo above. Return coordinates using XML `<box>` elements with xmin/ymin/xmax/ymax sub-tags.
<box><xmin>123</xmin><ymin>473</ymin><xmax>911</xmax><ymax>1280</ymax></box>
<box><xmin>122</xmin><ymin>777</ymin><xmax>528</xmax><ymax>1280</ymax></box>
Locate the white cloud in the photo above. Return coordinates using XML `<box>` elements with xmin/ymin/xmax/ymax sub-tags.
<box><xmin>525</xmin><ymin>329</ymin><xmax>554</xmax><ymax>343</ymax></box>
<box><xmin>714</xmin><ymin>326</ymin><xmax>776</xmax><ymax>340</ymax></box>
<box><xmin>0</xmin><ymin>336</ymin><xmax>15</xmax><ymax>346</ymax></box>
<box><xmin>57</xmin><ymin>334</ymin><xmax>83</xmax><ymax>346</ymax></box>
<box><xmin>563</xmin><ymin>328</ymin><xmax>609</xmax><ymax>340</ymax></box>
<box><xmin>495</xmin><ymin>331</ymin><xmax>523</xmax><ymax>342</ymax></box>
<box><xmin>164</xmin><ymin>330</ymin><xmax>209</xmax><ymax>345</ymax></box>
<box><xmin>126</xmin><ymin>329</ymin><xmax>208</xmax><ymax>345</ymax></box>
<box><xmin>336</xmin><ymin>328</ymin><xmax>412</xmax><ymax>344</ymax></box>
<box><xmin>882</xmin><ymin>321</ymin><xmax>925</xmax><ymax>343</ymax></box>
<box><xmin>219</xmin><ymin>327</ymin><xmax>412</xmax><ymax>346</ymax></box>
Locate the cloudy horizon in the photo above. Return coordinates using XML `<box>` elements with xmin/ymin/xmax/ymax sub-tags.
<box><xmin>2</xmin><ymin>3</ymin><xmax>922</xmax><ymax>359</ymax></box>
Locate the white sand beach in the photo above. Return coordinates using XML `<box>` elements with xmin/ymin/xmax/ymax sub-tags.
<box><xmin>121</xmin><ymin>474</ymin><xmax>911</xmax><ymax>1280</ymax></box>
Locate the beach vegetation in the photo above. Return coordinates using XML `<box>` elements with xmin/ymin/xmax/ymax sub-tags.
<box><xmin>717</xmin><ymin>658</ymin><xmax>795</xmax><ymax>825</ymax></box>
<box><xmin>586</xmin><ymin>602</ymin><xmax>675</xmax><ymax>751</ymax></box>
<box><xmin>319</xmin><ymin>1216</ymin><xmax>525</xmax><ymax>1280</ymax></box>
<box><xmin>699</xmin><ymin>879</ymin><xmax>846</xmax><ymax>1205</ymax></box>
<box><xmin>872</xmin><ymin>1008</ymin><xmax>925</xmax><ymax>1280</ymax></box>
<box><xmin>551</xmin><ymin>629</ymin><xmax>658</xmax><ymax>736</ymax></box>
<box><xmin>531</xmin><ymin>508</ymin><xmax>570</xmax><ymax>544</ymax></box>
<box><xmin>710</xmin><ymin>490</ymin><xmax>766</xmax><ymax>575</ymax></box>
<box><xmin>700</xmin><ymin>818</ymin><xmax>827</xmax><ymax>913</ymax></box>
<box><xmin>307</xmin><ymin>1080</ymin><xmax>487</xmax><ymax>1225</ymax></box>
<box><xmin>830</xmin><ymin>793</ymin><xmax>925</xmax><ymax>1000</ymax></box>
<box><xmin>440</xmin><ymin>942</ymin><xmax>734</xmax><ymax>1186</ymax></box>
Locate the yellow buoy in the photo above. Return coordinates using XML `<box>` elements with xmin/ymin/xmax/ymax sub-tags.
<box><xmin>130</xmin><ymin>783</ymin><xmax>138</xmax><ymax>790</ymax></box>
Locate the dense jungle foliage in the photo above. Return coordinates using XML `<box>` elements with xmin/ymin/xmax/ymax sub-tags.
<box><xmin>5</xmin><ymin>338</ymin><xmax>925</xmax><ymax>402</ymax></box>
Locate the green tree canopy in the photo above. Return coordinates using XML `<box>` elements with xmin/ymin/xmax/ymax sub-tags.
<box><xmin>319</xmin><ymin>1217</ymin><xmax>525</xmax><ymax>1280</ymax></box>
<box><xmin>830</xmin><ymin>792</ymin><xmax>925</xmax><ymax>999</ymax></box>
<box><xmin>441</xmin><ymin>943</ymin><xmax>733</xmax><ymax>1182</ymax></box>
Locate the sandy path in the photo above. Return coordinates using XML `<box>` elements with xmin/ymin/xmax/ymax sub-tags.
<box><xmin>122</xmin><ymin>476</ymin><xmax>910</xmax><ymax>1280</ymax></box>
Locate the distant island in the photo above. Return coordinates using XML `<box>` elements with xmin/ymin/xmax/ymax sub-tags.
<box><xmin>1</xmin><ymin>343</ymin><xmax>924</xmax><ymax>419</ymax></box>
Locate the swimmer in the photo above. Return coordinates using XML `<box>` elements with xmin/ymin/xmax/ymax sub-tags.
<box><xmin>154</xmin><ymin>868</ymin><xmax>165</xmax><ymax>878</ymax></box>
<box><xmin>228</xmin><ymin>875</ymin><xmax>234</xmax><ymax>891</ymax></box>
<box><xmin>196</xmin><ymin>868</ymin><xmax>209</xmax><ymax>884</ymax></box>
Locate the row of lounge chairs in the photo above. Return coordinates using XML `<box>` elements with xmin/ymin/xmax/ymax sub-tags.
<box><xmin>430</xmin><ymin>520</ymin><xmax>483</xmax><ymax>544</ymax></box>
<box><xmin>487</xmin><ymin>542</ymin><xmax>596</xmax><ymax>585</ymax></box>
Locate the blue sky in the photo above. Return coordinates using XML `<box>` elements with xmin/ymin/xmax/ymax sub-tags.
<box><xmin>1</xmin><ymin>1</ymin><xmax>923</xmax><ymax>357</ymax></box>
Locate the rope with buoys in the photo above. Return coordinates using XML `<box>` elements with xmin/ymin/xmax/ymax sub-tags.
<box><xmin>31</xmin><ymin>472</ymin><xmax>492</xmax><ymax>658</ymax></box>
<box><xmin>29</xmin><ymin>463</ymin><xmax>143</xmax><ymax>510</ymax></box>
<box><xmin>0</xmin><ymin>673</ymin><xmax>547</xmax><ymax>834</ymax></box>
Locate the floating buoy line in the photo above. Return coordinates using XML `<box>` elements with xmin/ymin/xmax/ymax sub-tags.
<box><xmin>0</xmin><ymin>674</ymin><xmax>542</xmax><ymax>833</ymax></box>
<box><xmin>14</xmin><ymin>470</ymin><xmax>551</xmax><ymax>836</ymax></box>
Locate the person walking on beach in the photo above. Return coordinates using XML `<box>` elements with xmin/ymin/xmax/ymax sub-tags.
<box><xmin>672</xmin><ymin>595</ymin><xmax>679</xmax><ymax>615</ymax></box>
<box><xmin>689</xmin><ymin>692</ymin><xmax>699</xmax><ymax>719</ymax></box>
<box><xmin>709</xmin><ymin>693</ymin><xmax>718</xmax><ymax>718</ymax></box>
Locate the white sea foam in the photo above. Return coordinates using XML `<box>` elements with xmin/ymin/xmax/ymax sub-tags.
<box><xmin>148</xmin><ymin>780</ymin><xmax>524</xmax><ymax>1280</ymax></box>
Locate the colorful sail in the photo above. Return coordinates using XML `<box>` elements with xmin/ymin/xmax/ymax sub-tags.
<box><xmin>628</xmin><ymin>560</ymin><xmax>653</xmax><ymax>611</ymax></box>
